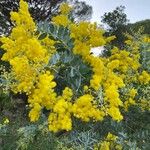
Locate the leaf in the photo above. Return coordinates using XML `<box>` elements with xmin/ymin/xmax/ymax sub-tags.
<box><xmin>49</xmin><ymin>24</ymin><xmax>55</xmax><ymax>33</ymax></box>
<box><xmin>37</xmin><ymin>21</ymin><xmax>75</xmax><ymax>52</ymax></box>
<box><xmin>67</xmin><ymin>38</ymin><xmax>74</xmax><ymax>49</ymax></box>
<box><xmin>70</xmin><ymin>67</ymin><xmax>75</xmax><ymax>77</ymax></box>
<box><xmin>38</xmin><ymin>33</ymin><xmax>47</xmax><ymax>40</ymax></box>
<box><xmin>57</xmin><ymin>25</ymin><xmax>65</xmax><ymax>39</ymax></box>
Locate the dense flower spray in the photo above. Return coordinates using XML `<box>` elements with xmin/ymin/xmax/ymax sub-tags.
<box><xmin>0</xmin><ymin>0</ymin><xmax>150</xmax><ymax>133</ymax></box>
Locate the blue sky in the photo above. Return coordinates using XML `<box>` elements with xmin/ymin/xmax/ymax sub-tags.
<box><xmin>83</xmin><ymin>0</ymin><xmax>150</xmax><ymax>24</ymax></box>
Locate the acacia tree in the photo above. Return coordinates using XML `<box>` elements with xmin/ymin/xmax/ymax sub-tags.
<box><xmin>0</xmin><ymin>0</ymin><xmax>92</xmax><ymax>35</ymax></box>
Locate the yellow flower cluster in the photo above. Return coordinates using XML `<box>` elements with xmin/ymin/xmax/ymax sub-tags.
<box><xmin>28</xmin><ymin>71</ymin><xmax>57</xmax><ymax>122</ymax></box>
<box><xmin>129</xmin><ymin>88</ymin><xmax>137</xmax><ymax>98</ymax></box>
<box><xmin>48</xmin><ymin>89</ymin><xmax>104</xmax><ymax>132</ymax></box>
<box><xmin>10</xmin><ymin>0</ymin><xmax>35</xmax><ymax>32</ymax></box>
<box><xmin>29</xmin><ymin>103</ymin><xmax>42</xmax><ymax>122</ymax></box>
<box><xmin>41</xmin><ymin>37</ymin><xmax>56</xmax><ymax>56</ymax></box>
<box><xmin>52</xmin><ymin>3</ymin><xmax>71</xmax><ymax>27</ymax></box>
<box><xmin>94</xmin><ymin>132</ymin><xmax>122</xmax><ymax>150</ymax></box>
<box><xmin>48</xmin><ymin>100</ymin><xmax>72</xmax><ymax>132</ymax></box>
<box><xmin>138</xmin><ymin>71</ymin><xmax>150</xmax><ymax>85</ymax></box>
<box><xmin>48</xmin><ymin>87</ymin><xmax>73</xmax><ymax>132</ymax></box>
<box><xmin>143</xmin><ymin>37</ymin><xmax>150</xmax><ymax>43</ymax></box>
<box><xmin>103</xmin><ymin>70</ymin><xmax>124</xmax><ymax>121</ymax></box>
<box><xmin>124</xmin><ymin>88</ymin><xmax>137</xmax><ymax>111</ymax></box>
<box><xmin>138</xmin><ymin>99</ymin><xmax>150</xmax><ymax>111</ymax></box>
<box><xmin>0</xmin><ymin>118</ymin><xmax>10</xmax><ymax>130</ymax></box>
<box><xmin>110</xmin><ymin>47</ymin><xmax>140</xmax><ymax>73</ymax></box>
<box><xmin>3</xmin><ymin>118</ymin><xmax>9</xmax><ymax>124</ymax></box>
<box><xmin>70</xmin><ymin>22</ymin><xmax>110</xmax><ymax>91</ymax></box>
<box><xmin>60</xmin><ymin>3</ymin><xmax>72</xmax><ymax>15</ymax></box>
<box><xmin>88</xmin><ymin>57</ymin><xmax>105</xmax><ymax>90</ymax></box>
<box><xmin>11</xmin><ymin>58</ymin><xmax>36</xmax><ymax>93</ymax></box>
<box><xmin>1</xmin><ymin>0</ymin><xmax>150</xmax><ymax>133</ymax></box>
<box><xmin>0</xmin><ymin>0</ymin><xmax>56</xmax><ymax>95</ymax></box>
<box><xmin>72</xmin><ymin>94</ymin><xmax>105</xmax><ymax>122</ymax></box>
<box><xmin>70</xmin><ymin>22</ymin><xmax>106</xmax><ymax>48</ymax></box>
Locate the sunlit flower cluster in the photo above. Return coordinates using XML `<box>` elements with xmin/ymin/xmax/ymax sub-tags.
<box><xmin>94</xmin><ymin>132</ymin><xmax>122</xmax><ymax>150</ymax></box>
<box><xmin>72</xmin><ymin>94</ymin><xmax>105</xmax><ymax>122</ymax></box>
<box><xmin>0</xmin><ymin>0</ymin><xmax>149</xmax><ymax>133</ymax></box>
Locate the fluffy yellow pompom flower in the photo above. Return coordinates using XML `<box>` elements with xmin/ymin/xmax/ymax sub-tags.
<box><xmin>60</xmin><ymin>3</ymin><xmax>72</xmax><ymax>15</ymax></box>
<box><xmin>29</xmin><ymin>103</ymin><xmax>42</xmax><ymax>122</ymax></box>
<box><xmin>52</xmin><ymin>3</ymin><xmax>72</xmax><ymax>27</ymax></box>
<box><xmin>28</xmin><ymin>71</ymin><xmax>57</xmax><ymax>110</ymax></box>
<box><xmin>52</xmin><ymin>15</ymin><xmax>71</xmax><ymax>27</ymax></box>
<box><xmin>106</xmin><ymin>132</ymin><xmax>118</xmax><ymax>141</ymax></box>
<box><xmin>3</xmin><ymin>118</ymin><xmax>9</xmax><ymax>124</ymax></box>
<box><xmin>62</xmin><ymin>87</ymin><xmax>73</xmax><ymax>101</ymax></box>
<box><xmin>48</xmin><ymin>98</ymin><xmax>72</xmax><ymax>132</ymax></box>
<box><xmin>138</xmin><ymin>71</ymin><xmax>150</xmax><ymax>84</ymax></box>
<box><xmin>100</xmin><ymin>141</ymin><xmax>110</xmax><ymax>150</ymax></box>
<box><xmin>72</xmin><ymin>94</ymin><xmax>105</xmax><ymax>122</ymax></box>
<box><xmin>129</xmin><ymin>88</ymin><xmax>137</xmax><ymax>98</ymax></box>
<box><xmin>107</xmin><ymin>106</ymin><xmax>123</xmax><ymax>121</ymax></box>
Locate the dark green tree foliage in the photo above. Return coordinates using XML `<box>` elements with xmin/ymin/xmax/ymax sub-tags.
<box><xmin>101</xmin><ymin>6</ymin><xmax>129</xmax><ymax>49</ymax></box>
<box><xmin>69</xmin><ymin>0</ymin><xmax>92</xmax><ymax>21</ymax></box>
<box><xmin>0</xmin><ymin>0</ymin><xmax>92</xmax><ymax>35</ymax></box>
<box><xmin>128</xmin><ymin>19</ymin><xmax>150</xmax><ymax>35</ymax></box>
<box><xmin>0</xmin><ymin>0</ymin><xmax>63</xmax><ymax>35</ymax></box>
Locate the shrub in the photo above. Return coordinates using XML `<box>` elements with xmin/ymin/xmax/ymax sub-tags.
<box><xmin>0</xmin><ymin>0</ymin><xmax>150</xmax><ymax>149</ymax></box>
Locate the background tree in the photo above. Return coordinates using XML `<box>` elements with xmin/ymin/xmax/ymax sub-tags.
<box><xmin>128</xmin><ymin>19</ymin><xmax>150</xmax><ymax>35</ymax></box>
<box><xmin>0</xmin><ymin>0</ymin><xmax>92</xmax><ymax>35</ymax></box>
<box><xmin>101</xmin><ymin>5</ymin><xmax>129</xmax><ymax>49</ymax></box>
<box><xmin>69</xmin><ymin>0</ymin><xmax>92</xmax><ymax>21</ymax></box>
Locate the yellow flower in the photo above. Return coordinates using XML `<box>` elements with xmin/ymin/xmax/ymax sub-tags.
<box><xmin>72</xmin><ymin>94</ymin><xmax>105</xmax><ymax>122</ymax></box>
<box><xmin>60</xmin><ymin>3</ymin><xmax>72</xmax><ymax>15</ymax></box>
<box><xmin>3</xmin><ymin>118</ymin><xmax>9</xmax><ymax>124</ymax></box>
<box><xmin>107</xmin><ymin>60</ymin><xmax>120</xmax><ymax>71</ymax></box>
<box><xmin>83</xmin><ymin>85</ymin><xmax>89</xmax><ymax>92</ymax></box>
<box><xmin>62</xmin><ymin>87</ymin><xmax>73</xmax><ymax>101</ymax></box>
<box><xmin>106</xmin><ymin>36</ymin><xmax>116</xmax><ymax>42</ymax></box>
<box><xmin>106</xmin><ymin>132</ymin><xmax>118</xmax><ymax>141</ymax></box>
<box><xmin>138</xmin><ymin>71</ymin><xmax>150</xmax><ymax>84</ymax></box>
<box><xmin>129</xmin><ymin>88</ymin><xmax>137</xmax><ymax>98</ymax></box>
<box><xmin>124</xmin><ymin>98</ymin><xmax>136</xmax><ymax>111</ymax></box>
<box><xmin>143</xmin><ymin>37</ymin><xmax>150</xmax><ymax>43</ymax></box>
<box><xmin>48</xmin><ymin>98</ymin><xmax>72</xmax><ymax>132</ymax></box>
<box><xmin>1</xmin><ymin>0</ymin><xmax>148</xmax><ymax>133</ymax></box>
<box><xmin>125</xmin><ymin>40</ymin><xmax>132</xmax><ymax>45</ymax></box>
<box><xmin>52</xmin><ymin>15</ymin><xmax>70</xmax><ymax>27</ymax></box>
<box><xmin>29</xmin><ymin>103</ymin><xmax>42</xmax><ymax>122</ymax></box>
<box><xmin>107</xmin><ymin>107</ymin><xmax>123</xmax><ymax>121</ymax></box>
<box><xmin>100</xmin><ymin>141</ymin><xmax>110</xmax><ymax>150</ymax></box>
<box><xmin>28</xmin><ymin>71</ymin><xmax>57</xmax><ymax>111</ymax></box>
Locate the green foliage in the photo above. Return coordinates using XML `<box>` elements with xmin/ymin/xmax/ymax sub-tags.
<box><xmin>0</xmin><ymin>90</ymin><xmax>10</xmax><ymax>111</ymax></box>
<box><xmin>38</xmin><ymin>22</ymin><xmax>74</xmax><ymax>50</ymax></box>
<box><xmin>0</xmin><ymin>0</ymin><xmax>92</xmax><ymax>35</ymax></box>
<box><xmin>101</xmin><ymin>5</ymin><xmax>129</xmax><ymax>49</ymax></box>
<box><xmin>38</xmin><ymin>22</ymin><xmax>92</xmax><ymax>96</ymax></box>
<box><xmin>140</xmin><ymin>42</ymin><xmax>150</xmax><ymax>72</ymax></box>
<box><xmin>69</xmin><ymin>0</ymin><xmax>93</xmax><ymax>21</ymax></box>
<box><xmin>128</xmin><ymin>19</ymin><xmax>150</xmax><ymax>35</ymax></box>
<box><xmin>50</xmin><ymin>51</ymin><xmax>92</xmax><ymax>96</ymax></box>
<box><xmin>101</xmin><ymin>6</ymin><xmax>128</xmax><ymax>30</ymax></box>
<box><xmin>0</xmin><ymin>92</ymin><xmax>149</xmax><ymax>149</ymax></box>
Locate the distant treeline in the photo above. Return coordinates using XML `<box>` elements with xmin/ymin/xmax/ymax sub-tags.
<box><xmin>128</xmin><ymin>19</ymin><xmax>150</xmax><ymax>35</ymax></box>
